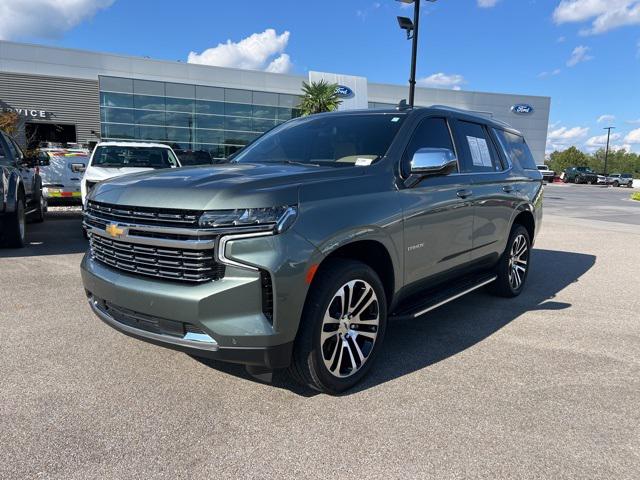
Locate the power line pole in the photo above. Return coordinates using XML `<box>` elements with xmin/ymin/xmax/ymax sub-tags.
<box><xmin>408</xmin><ymin>0</ymin><xmax>421</xmax><ymax>108</ymax></box>
<box><xmin>603</xmin><ymin>126</ymin><xmax>615</xmax><ymax>176</ymax></box>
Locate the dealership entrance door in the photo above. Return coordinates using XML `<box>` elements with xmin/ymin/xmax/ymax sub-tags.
<box><xmin>25</xmin><ymin>122</ymin><xmax>77</xmax><ymax>148</ymax></box>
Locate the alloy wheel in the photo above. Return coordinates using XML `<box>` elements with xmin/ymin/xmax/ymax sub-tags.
<box><xmin>508</xmin><ymin>234</ymin><xmax>528</xmax><ymax>290</ymax></box>
<box><xmin>320</xmin><ymin>279</ymin><xmax>380</xmax><ymax>378</ymax></box>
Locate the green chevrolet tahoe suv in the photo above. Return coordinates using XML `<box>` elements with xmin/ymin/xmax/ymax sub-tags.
<box><xmin>81</xmin><ymin>107</ymin><xmax>543</xmax><ymax>393</ymax></box>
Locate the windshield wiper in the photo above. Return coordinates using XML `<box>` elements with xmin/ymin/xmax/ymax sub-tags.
<box><xmin>280</xmin><ymin>160</ymin><xmax>321</xmax><ymax>167</ymax></box>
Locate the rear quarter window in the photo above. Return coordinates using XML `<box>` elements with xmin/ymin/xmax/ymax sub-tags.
<box><xmin>493</xmin><ymin>129</ymin><xmax>537</xmax><ymax>171</ymax></box>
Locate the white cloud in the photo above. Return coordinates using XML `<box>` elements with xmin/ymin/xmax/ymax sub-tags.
<box><xmin>478</xmin><ymin>0</ymin><xmax>500</xmax><ymax>7</ymax></box>
<box><xmin>626</xmin><ymin>119</ymin><xmax>640</xmax><ymax>124</ymax></box>
<box><xmin>566</xmin><ymin>45</ymin><xmax>593</xmax><ymax>66</ymax></box>
<box><xmin>188</xmin><ymin>29</ymin><xmax>293</xmax><ymax>74</ymax></box>
<box><xmin>557</xmin><ymin>36</ymin><xmax>566</xmax><ymax>43</ymax></box>
<box><xmin>553</xmin><ymin>0</ymin><xmax>640</xmax><ymax>35</ymax></box>
<box><xmin>0</xmin><ymin>0</ymin><xmax>114</xmax><ymax>40</ymax></box>
<box><xmin>624</xmin><ymin>128</ymin><xmax>640</xmax><ymax>143</ymax></box>
<box><xmin>585</xmin><ymin>132</ymin><xmax>621</xmax><ymax>148</ymax></box>
<box><xmin>417</xmin><ymin>73</ymin><xmax>466</xmax><ymax>90</ymax></box>
<box><xmin>546</xmin><ymin>125</ymin><xmax>590</xmax><ymax>152</ymax></box>
<box><xmin>265</xmin><ymin>54</ymin><xmax>292</xmax><ymax>74</ymax></box>
<box><xmin>597</xmin><ymin>114</ymin><xmax>615</xmax><ymax>123</ymax></box>
<box><xmin>538</xmin><ymin>68</ymin><xmax>562</xmax><ymax>78</ymax></box>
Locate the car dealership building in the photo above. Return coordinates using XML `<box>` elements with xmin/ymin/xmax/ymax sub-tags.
<box><xmin>0</xmin><ymin>40</ymin><xmax>550</xmax><ymax>162</ymax></box>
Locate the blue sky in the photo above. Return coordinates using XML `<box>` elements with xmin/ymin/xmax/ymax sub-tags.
<box><xmin>1</xmin><ymin>0</ymin><xmax>639</xmax><ymax>153</ymax></box>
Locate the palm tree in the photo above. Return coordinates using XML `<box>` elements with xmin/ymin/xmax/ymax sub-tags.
<box><xmin>298</xmin><ymin>80</ymin><xmax>342</xmax><ymax>116</ymax></box>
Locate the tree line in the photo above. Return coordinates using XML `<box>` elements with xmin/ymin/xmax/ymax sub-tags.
<box><xmin>547</xmin><ymin>146</ymin><xmax>640</xmax><ymax>178</ymax></box>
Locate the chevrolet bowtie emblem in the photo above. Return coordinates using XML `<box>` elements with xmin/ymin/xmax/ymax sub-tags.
<box><xmin>105</xmin><ymin>223</ymin><xmax>125</xmax><ymax>238</ymax></box>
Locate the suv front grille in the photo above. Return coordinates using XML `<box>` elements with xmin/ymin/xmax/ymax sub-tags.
<box><xmin>89</xmin><ymin>234</ymin><xmax>224</xmax><ymax>283</ymax></box>
<box><xmin>86</xmin><ymin>200</ymin><xmax>202</xmax><ymax>228</ymax></box>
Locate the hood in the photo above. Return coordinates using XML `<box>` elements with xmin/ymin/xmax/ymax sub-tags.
<box><xmin>89</xmin><ymin>162</ymin><xmax>364</xmax><ymax>210</ymax></box>
<box><xmin>85</xmin><ymin>166</ymin><xmax>158</xmax><ymax>182</ymax></box>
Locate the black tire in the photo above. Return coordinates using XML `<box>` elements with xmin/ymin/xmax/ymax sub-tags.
<box><xmin>31</xmin><ymin>192</ymin><xmax>46</xmax><ymax>223</ymax></box>
<box><xmin>574</xmin><ymin>176</ymin><xmax>580</xmax><ymax>184</ymax></box>
<box><xmin>627</xmin><ymin>182</ymin><xmax>633</xmax><ymax>188</ymax></box>
<box><xmin>289</xmin><ymin>259</ymin><xmax>387</xmax><ymax>394</ymax></box>
<box><xmin>3</xmin><ymin>196</ymin><xmax>27</xmax><ymax>248</ymax></box>
<box><xmin>562</xmin><ymin>177</ymin><xmax>568</xmax><ymax>183</ymax></box>
<box><xmin>613</xmin><ymin>181</ymin><xmax>619</xmax><ymax>188</ymax></box>
<box><xmin>492</xmin><ymin>225</ymin><xmax>531</xmax><ymax>298</ymax></box>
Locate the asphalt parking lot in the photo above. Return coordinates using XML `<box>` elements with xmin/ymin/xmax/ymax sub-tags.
<box><xmin>1</xmin><ymin>184</ymin><xmax>639</xmax><ymax>479</ymax></box>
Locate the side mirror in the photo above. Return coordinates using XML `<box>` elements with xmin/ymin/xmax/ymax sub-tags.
<box><xmin>410</xmin><ymin>148</ymin><xmax>458</xmax><ymax>176</ymax></box>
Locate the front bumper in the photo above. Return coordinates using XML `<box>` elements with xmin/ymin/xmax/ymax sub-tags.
<box><xmin>80</xmin><ymin>227</ymin><xmax>319</xmax><ymax>368</ymax></box>
<box><xmin>86</xmin><ymin>292</ymin><xmax>293</xmax><ymax>367</ymax></box>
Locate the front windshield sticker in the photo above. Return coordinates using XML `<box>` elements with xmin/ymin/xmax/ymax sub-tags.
<box><xmin>355</xmin><ymin>158</ymin><xmax>374</xmax><ymax>166</ymax></box>
<box><xmin>467</xmin><ymin>136</ymin><xmax>492</xmax><ymax>167</ymax></box>
<box><xmin>391</xmin><ymin>117</ymin><xmax>400</xmax><ymax>122</ymax></box>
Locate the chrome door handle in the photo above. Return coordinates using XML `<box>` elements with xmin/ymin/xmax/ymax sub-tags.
<box><xmin>503</xmin><ymin>185</ymin><xmax>514</xmax><ymax>193</ymax></box>
<box><xmin>456</xmin><ymin>189</ymin><xmax>473</xmax><ymax>199</ymax></box>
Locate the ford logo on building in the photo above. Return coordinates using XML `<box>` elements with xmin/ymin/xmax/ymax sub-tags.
<box><xmin>511</xmin><ymin>104</ymin><xmax>534</xmax><ymax>115</ymax></box>
<box><xmin>335</xmin><ymin>85</ymin><xmax>354</xmax><ymax>98</ymax></box>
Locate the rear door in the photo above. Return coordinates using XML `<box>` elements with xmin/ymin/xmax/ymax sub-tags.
<box><xmin>450</xmin><ymin>119</ymin><xmax>515</xmax><ymax>264</ymax></box>
<box><xmin>400</xmin><ymin>115</ymin><xmax>475</xmax><ymax>285</ymax></box>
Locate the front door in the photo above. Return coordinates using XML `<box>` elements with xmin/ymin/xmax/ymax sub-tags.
<box><xmin>399</xmin><ymin>116</ymin><xmax>475</xmax><ymax>286</ymax></box>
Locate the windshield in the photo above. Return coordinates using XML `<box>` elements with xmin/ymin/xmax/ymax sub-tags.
<box><xmin>175</xmin><ymin>150</ymin><xmax>215</xmax><ymax>166</ymax></box>
<box><xmin>233</xmin><ymin>113</ymin><xmax>406</xmax><ymax>166</ymax></box>
<box><xmin>91</xmin><ymin>146</ymin><xmax>179</xmax><ymax>169</ymax></box>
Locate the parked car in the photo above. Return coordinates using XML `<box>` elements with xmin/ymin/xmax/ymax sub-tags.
<box><xmin>563</xmin><ymin>166</ymin><xmax>598</xmax><ymax>184</ymax></box>
<box><xmin>81</xmin><ymin>142</ymin><xmax>181</xmax><ymax>205</ymax></box>
<box><xmin>596</xmin><ymin>174</ymin><xmax>607</xmax><ymax>185</ymax></box>
<box><xmin>81</xmin><ymin>107</ymin><xmax>543</xmax><ymax>394</ymax></box>
<box><xmin>174</xmin><ymin>149</ymin><xmax>216</xmax><ymax>166</ymax></box>
<box><xmin>38</xmin><ymin>148</ymin><xmax>89</xmax><ymax>205</ymax></box>
<box><xmin>0</xmin><ymin>131</ymin><xmax>47</xmax><ymax>247</ymax></box>
<box><xmin>607</xmin><ymin>173</ymin><xmax>634</xmax><ymax>188</ymax></box>
<box><xmin>537</xmin><ymin>164</ymin><xmax>555</xmax><ymax>183</ymax></box>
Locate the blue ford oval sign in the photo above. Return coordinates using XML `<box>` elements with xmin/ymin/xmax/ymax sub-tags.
<box><xmin>511</xmin><ymin>104</ymin><xmax>534</xmax><ymax>115</ymax></box>
<box><xmin>335</xmin><ymin>85</ymin><xmax>354</xmax><ymax>98</ymax></box>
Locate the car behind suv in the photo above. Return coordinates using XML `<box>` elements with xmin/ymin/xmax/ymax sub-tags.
<box><xmin>607</xmin><ymin>173</ymin><xmax>634</xmax><ymax>188</ymax></box>
<box><xmin>563</xmin><ymin>166</ymin><xmax>598</xmax><ymax>184</ymax></box>
<box><xmin>81</xmin><ymin>142</ymin><xmax>181</xmax><ymax>205</ymax></box>
<box><xmin>81</xmin><ymin>107</ymin><xmax>543</xmax><ymax>393</ymax></box>
<box><xmin>0</xmin><ymin>131</ymin><xmax>47</xmax><ymax>247</ymax></box>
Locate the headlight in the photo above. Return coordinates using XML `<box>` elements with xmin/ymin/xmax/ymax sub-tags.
<box><xmin>199</xmin><ymin>206</ymin><xmax>297</xmax><ymax>233</ymax></box>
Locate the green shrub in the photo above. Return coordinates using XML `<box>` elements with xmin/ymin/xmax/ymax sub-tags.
<box><xmin>631</xmin><ymin>192</ymin><xmax>640</xmax><ymax>202</ymax></box>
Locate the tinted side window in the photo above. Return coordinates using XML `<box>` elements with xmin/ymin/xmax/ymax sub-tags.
<box><xmin>454</xmin><ymin>121</ymin><xmax>502</xmax><ymax>173</ymax></box>
<box><xmin>402</xmin><ymin>117</ymin><xmax>455</xmax><ymax>177</ymax></box>
<box><xmin>0</xmin><ymin>135</ymin><xmax>8</xmax><ymax>163</ymax></box>
<box><xmin>493</xmin><ymin>129</ymin><xmax>537</xmax><ymax>170</ymax></box>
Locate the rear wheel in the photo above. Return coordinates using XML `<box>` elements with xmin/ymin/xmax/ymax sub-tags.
<box><xmin>3</xmin><ymin>197</ymin><xmax>26</xmax><ymax>248</ymax></box>
<box><xmin>492</xmin><ymin>225</ymin><xmax>531</xmax><ymax>298</ymax></box>
<box><xmin>574</xmin><ymin>176</ymin><xmax>580</xmax><ymax>184</ymax></box>
<box><xmin>289</xmin><ymin>259</ymin><xmax>387</xmax><ymax>394</ymax></box>
<box><xmin>613</xmin><ymin>181</ymin><xmax>619</xmax><ymax>187</ymax></box>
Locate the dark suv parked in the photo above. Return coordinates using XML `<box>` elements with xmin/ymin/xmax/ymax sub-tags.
<box><xmin>0</xmin><ymin>131</ymin><xmax>47</xmax><ymax>247</ymax></box>
<box><xmin>81</xmin><ymin>107</ymin><xmax>543</xmax><ymax>393</ymax></box>
<box><xmin>563</xmin><ymin>166</ymin><xmax>598</xmax><ymax>184</ymax></box>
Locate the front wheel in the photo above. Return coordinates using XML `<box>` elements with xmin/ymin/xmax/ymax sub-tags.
<box><xmin>289</xmin><ymin>259</ymin><xmax>387</xmax><ymax>394</ymax></box>
<box><xmin>574</xmin><ymin>176</ymin><xmax>581</xmax><ymax>184</ymax></box>
<box><xmin>32</xmin><ymin>193</ymin><xmax>46</xmax><ymax>223</ymax></box>
<box><xmin>613</xmin><ymin>181</ymin><xmax>619</xmax><ymax>188</ymax></box>
<box><xmin>492</xmin><ymin>225</ymin><xmax>531</xmax><ymax>298</ymax></box>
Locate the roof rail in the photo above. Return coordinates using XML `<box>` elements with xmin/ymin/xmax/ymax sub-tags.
<box><xmin>429</xmin><ymin>104</ymin><xmax>515</xmax><ymax>130</ymax></box>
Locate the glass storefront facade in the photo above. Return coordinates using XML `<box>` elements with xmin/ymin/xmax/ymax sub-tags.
<box><xmin>99</xmin><ymin>76</ymin><xmax>301</xmax><ymax>160</ymax></box>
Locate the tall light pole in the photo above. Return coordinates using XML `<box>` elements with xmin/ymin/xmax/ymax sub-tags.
<box><xmin>603</xmin><ymin>126</ymin><xmax>615</xmax><ymax>176</ymax></box>
<box><xmin>396</xmin><ymin>0</ymin><xmax>437</xmax><ymax>107</ymax></box>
